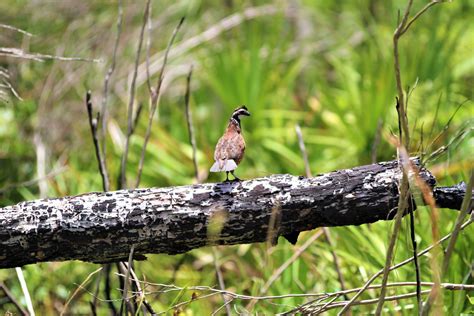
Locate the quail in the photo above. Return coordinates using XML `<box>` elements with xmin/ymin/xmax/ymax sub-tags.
<box><xmin>210</xmin><ymin>106</ymin><xmax>250</xmax><ymax>181</ymax></box>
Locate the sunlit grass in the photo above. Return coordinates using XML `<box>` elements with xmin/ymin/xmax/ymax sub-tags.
<box><xmin>0</xmin><ymin>0</ymin><xmax>473</xmax><ymax>314</ymax></box>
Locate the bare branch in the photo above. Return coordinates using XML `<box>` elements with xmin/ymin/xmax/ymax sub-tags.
<box><xmin>423</xmin><ymin>171</ymin><xmax>474</xmax><ymax>313</ymax></box>
<box><xmin>99</xmin><ymin>0</ymin><xmax>123</xmax><ymax>186</ymax></box>
<box><xmin>0</xmin><ymin>281</ymin><xmax>29</xmax><ymax>316</ymax></box>
<box><xmin>119</xmin><ymin>0</ymin><xmax>151</xmax><ymax>189</ymax></box>
<box><xmin>0</xmin><ymin>47</ymin><xmax>100</xmax><ymax>63</ymax></box>
<box><xmin>86</xmin><ymin>91</ymin><xmax>110</xmax><ymax>191</ymax></box>
<box><xmin>184</xmin><ymin>65</ymin><xmax>199</xmax><ymax>181</ymax></box>
<box><xmin>0</xmin><ymin>23</ymin><xmax>33</xmax><ymax>37</ymax></box>
<box><xmin>122</xmin><ymin>262</ymin><xmax>157</xmax><ymax>314</ymax></box>
<box><xmin>119</xmin><ymin>245</ymin><xmax>135</xmax><ymax>316</ymax></box>
<box><xmin>2</xmin><ymin>159</ymin><xmax>469</xmax><ymax>269</ymax></box>
<box><xmin>60</xmin><ymin>267</ymin><xmax>102</xmax><ymax>316</ymax></box>
<box><xmin>137</xmin><ymin>280</ymin><xmax>474</xmax><ymax>314</ymax></box>
<box><xmin>374</xmin><ymin>1</ymin><xmax>443</xmax><ymax>314</ymax></box>
<box><xmin>399</xmin><ymin>1</ymin><xmax>441</xmax><ymax>37</ymax></box>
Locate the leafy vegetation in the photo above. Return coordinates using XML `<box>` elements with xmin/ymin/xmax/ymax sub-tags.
<box><xmin>0</xmin><ymin>0</ymin><xmax>472</xmax><ymax>314</ymax></box>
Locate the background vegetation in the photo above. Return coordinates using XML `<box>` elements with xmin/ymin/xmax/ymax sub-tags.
<box><xmin>0</xmin><ymin>0</ymin><xmax>472</xmax><ymax>314</ymax></box>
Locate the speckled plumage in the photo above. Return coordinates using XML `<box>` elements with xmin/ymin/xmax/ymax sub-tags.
<box><xmin>210</xmin><ymin>106</ymin><xmax>250</xmax><ymax>180</ymax></box>
<box><xmin>214</xmin><ymin>119</ymin><xmax>246</xmax><ymax>167</ymax></box>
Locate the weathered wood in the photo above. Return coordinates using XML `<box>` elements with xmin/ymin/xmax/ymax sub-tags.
<box><xmin>0</xmin><ymin>159</ymin><xmax>467</xmax><ymax>269</ymax></box>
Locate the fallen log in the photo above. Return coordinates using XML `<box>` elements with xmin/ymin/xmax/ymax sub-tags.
<box><xmin>0</xmin><ymin>158</ymin><xmax>469</xmax><ymax>269</ymax></box>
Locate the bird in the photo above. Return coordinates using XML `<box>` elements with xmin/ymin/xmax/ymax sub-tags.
<box><xmin>210</xmin><ymin>106</ymin><xmax>250</xmax><ymax>181</ymax></box>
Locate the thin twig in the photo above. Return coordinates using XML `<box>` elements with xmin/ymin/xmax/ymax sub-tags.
<box><xmin>90</xmin><ymin>267</ymin><xmax>103</xmax><ymax>316</ymax></box>
<box><xmin>425</xmin><ymin>125</ymin><xmax>471</xmax><ymax>164</ymax></box>
<box><xmin>0</xmin><ymin>23</ymin><xmax>33</xmax><ymax>36</ymax></box>
<box><xmin>130</xmin><ymin>102</ymin><xmax>145</xmax><ymax>136</ymax></box>
<box><xmin>392</xmin><ymin>0</ymin><xmax>413</xmax><ymax>147</ymax></box>
<box><xmin>0</xmin><ymin>47</ymin><xmax>100</xmax><ymax>63</ymax></box>
<box><xmin>303</xmin><ymin>290</ymin><xmax>433</xmax><ymax>314</ymax></box>
<box><xmin>86</xmin><ymin>91</ymin><xmax>110</xmax><ymax>191</ymax></box>
<box><xmin>260</xmin><ymin>229</ymin><xmax>324</xmax><ymax>295</ymax></box>
<box><xmin>303</xmin><ymin>279</ymin><xmax>474</xmax><ymax>315</ymax></box>
<box><xmin>104</xmin><ymin>264</ymin><xmax>118</xmax><ymax>315</ymax></box>
<box><xmin>135</xmin><ymin>17</ymin><xmax>185</xmax><ymax>188</ymax></box>
<box><xmin>212</xmin><ymin>298</ymin><xmax>234</xmax><ymax>316</ymax></box>
<box><xmin>60</xmin><ymin>267</ymin><xmax>103</xmax><ymax>316</ymax></box>
<box><xmin>441</xmin><ymin>170</ymin><xmax>473</xmax><ymax>274</ymax></box>
<box><xmin>423</xmin><ymin>170</ymin><xmax>474</xmax><ymax>314</ymax></box>
<box><xmin>374</xmin><ymin>1</ymin><xmax>443</xmax><ymax>313</ymax></box>
<box><xmin>425</xmin><ymin>100</ymin><xmax>467</xmax><ymax>162</ymax></box>
<box><xmin>138</xmin><ymin>281</ymin><xmax>474</xmax><ymax>303</ymax></box>
<box><xmin>119</xmin><ymin>245</ymin><xmax>136</xmax><ymax>316</ymax></box>
<box><xmin>145</xmin><ymin>0</ymin><xmax>153</xmax><ymax>93</ymax></box>
<box><xmin>323</xmin><ymin>228</ymin><xmax>349</xmax><ymax>300</ymax></box>
<box><xmin>0</xmin><ymin>74</ymin><xmax>23</xmax><ymax>101</ymax></box>
<box><xmin>122</xmin><ymin>279</ymin><xmax>474</xmax><ymax>315</ymax></box>
<box><xmin>119</xmin><ymin>0</ymin><xmax>151</xmax><ymax>189</ymax></box>
<box><xmin>427</xmin><ymin>94</ymin><xmax>442</xmax><ymax>144</ymax></box>
<box><xmin>212</xmin><ymin>248</ymin><xmax>232</xmax><ymax>316</ymax></box>
<box><xmin>99</xmin><ymin>274</ymin><xmax>474</xmax><ymax>312</ymax></box>
<box><xmin>184</xmin><ymin>65</ymin><xmax>199</xmax><ymax>181</ymax></box>
<box><xmin>399</xmin><ymin>1</ymin><xmax>441</xmax><ymax>37</ymax></box>
<box><xmin>99</xmin><ymin>0</ymin><xmax>123</xmax><ymax>188</ymax></box>
<box><xmin>398</xmin><ymin>150</ymin><xmax>442</xmax><ymax>315</ymax></box>
<box><xmin>409</xmin><ymin>196</ymin><xmax>422</xmax><ymax>312</ymax></box>
<box><xmin>123</xmin><ymin>262</ymin><xmax>156</xmax><ymax>315</ymax></box>
<box><xmin>0</xmin><ymin>282</ymin><xmax>29</xmax><ymax>316</ymax></box>
<box><xmin>0</xmin><ymin>166</ymin><xmax>66</xmax><ymax>194</ymax></box>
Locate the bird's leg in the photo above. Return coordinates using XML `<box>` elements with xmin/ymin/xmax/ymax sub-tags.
<box><xmin>230</xmin><ymin>170</ymin><xmax>240</xmax><ymax>181</ymax></box>
<box><xmin>225</xmin><ymin>172</ymin><xmax>229</xmax><ymax>182</ymax></box>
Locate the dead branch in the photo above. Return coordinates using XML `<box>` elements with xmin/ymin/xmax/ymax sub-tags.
<box><xmin>0</xmin><ymin>158</ymin><xmax>470</xmax><ymax>270</ymax></box>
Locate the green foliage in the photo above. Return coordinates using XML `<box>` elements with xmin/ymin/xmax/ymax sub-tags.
<box><xmin>1</xmin><ymin>0</ymin><xmax>473</xmax><ymax>314</ymax></box>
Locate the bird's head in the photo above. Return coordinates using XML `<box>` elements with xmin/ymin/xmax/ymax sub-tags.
<box><xmin>231</xmin><ymin>106</ymin><xmax>251</xmax><ymax>120</ymax></box>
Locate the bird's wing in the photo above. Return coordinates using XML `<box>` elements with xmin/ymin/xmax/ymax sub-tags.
<box><xmin>214</xmin><ymin>136</ymin><xmax>227</xmax><ymax>161</ymax></box>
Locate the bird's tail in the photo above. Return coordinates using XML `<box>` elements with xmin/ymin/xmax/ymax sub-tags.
<box><xmin>210</xmin><ymin>159</ymin><xmax>237</xmax><ymax>172</ymax></box>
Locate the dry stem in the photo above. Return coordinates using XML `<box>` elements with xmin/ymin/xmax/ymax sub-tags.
<box><xmin>119</xmin><ymin>0</ymin><xmax>151</xmax><ymax>189</ymax></box>
<box><xmin>135</xmin><ymin>17</ymin><xmax>185</xmax><ymax>188</ymax></box>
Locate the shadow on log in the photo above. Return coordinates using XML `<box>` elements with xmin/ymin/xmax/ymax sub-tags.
<box><xmin>0</xmin><ymin>158</ymin><xmax>469</xmax><ymax>269</ymax></box>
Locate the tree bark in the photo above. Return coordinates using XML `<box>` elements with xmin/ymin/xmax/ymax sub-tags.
<box><xmin>0</xmin><ymin>158</ymin><xmax>468</xmax><ymax>269</ymax></box>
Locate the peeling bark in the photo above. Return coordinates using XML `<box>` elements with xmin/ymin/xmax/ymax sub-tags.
<box><xmin>0</xmin><ymin>159</ymin><xmax>468</xmax><ymax>269</ymax></box>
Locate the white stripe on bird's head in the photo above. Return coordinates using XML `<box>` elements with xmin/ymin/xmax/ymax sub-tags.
<box><xmin>231</xmin><ymin>105</ymin><xmax>251</xmax><ymax>118</ymax></box>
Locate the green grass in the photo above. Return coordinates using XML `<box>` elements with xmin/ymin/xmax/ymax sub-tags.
<box><xmin>0</xmin><ymin>0</ymin><xmax>473</xmax><ymax>314</ymax></box>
